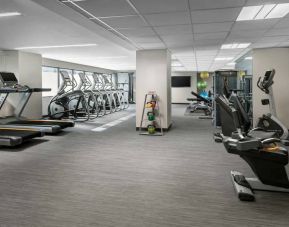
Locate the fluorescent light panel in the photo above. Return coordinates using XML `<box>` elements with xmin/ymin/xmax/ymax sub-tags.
<box><xmin>237</xmin><ymin>5</ymin><xmax>262</xmax><ymax>21</ymax></box>
<box><xmin>0</xmin><ymin>12</ymin><xmax>21</xmax><ymax>17</ymax></box>
<box><xmin>215</xmin><ymin>57</ymin><xmax>233</xmax><ymax>61</ymax></box>
<box><xmin>245</xmin><ymin>56</ymin><xmax>253</xmax><ymax>60</ymax></box>
<box><xmin>267</xmin><ymin>3</ymin><xmax>289</xmax><ymax>19</ymax></box>
<box><xmin>15</xmin><ymin>43</ymin><xmax>98</xmax><ymax>50</ymax></box>
<box><xmin>237</xmin><ymin>3</ymin><xmax>289</xmax><ymax>21</ymax></box>
<box><xmin>255</xmin><ymin>4</ymin><xmax>275</xmax><ymax>20</ymax></box>
<box><xmin>221</xmin><ymin>43</ymin><xmax>251</xmax><ymax>49</ymax></box>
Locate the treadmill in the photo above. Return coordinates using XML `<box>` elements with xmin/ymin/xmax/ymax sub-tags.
<box><xmin>0</xmin><ymin>72</ymin><xmax>74</xmax><ymax>134</ymax></box>
<box><xmin>0</xmin><ymin>127</ymin><xmax>44</xmax><ymax>147</ymax></box>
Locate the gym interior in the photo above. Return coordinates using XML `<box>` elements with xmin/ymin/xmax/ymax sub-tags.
<box><xmin>1</xmin><ymin>0</ymin><xmax>289</xmax><ymax>226</ymax></box>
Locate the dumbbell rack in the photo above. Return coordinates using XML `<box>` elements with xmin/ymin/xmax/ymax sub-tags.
<box><xmin>139</xmin><ymin>92</ymin><xmax>163</xmax><ymax>136</ymax></box>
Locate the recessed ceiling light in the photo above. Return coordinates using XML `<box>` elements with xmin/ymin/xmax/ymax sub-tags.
<box><xmin>255</xmin><ymin>4</ymin><xmax>275</xmax><ymax>20</ymax></box>
<box><xmin>221</xmin><ymin>43</ymin><xmax>251</xmax><ymax>49</ymax></box>
<box><xmin>15</xmin><ymin>43</ymin><xmax>98</xmax><ymax>50</ymax></box>
<box><xmin>237</xmin><ymin>3</ymin><xmax>289</xmax><ymax>21</ymax></box>
<box><xmin>215</xmin><ymin>57</ymin><xmax>233</xmax><ymax>61</ymax></box>
<box><xmin>266</xmin><ymin>3</ymin><xmax>289</xmax><ymax>19</ymax></box>
<box><xmin>245</xmin><ymin>56</ymin><xmax>253</xmax><ymax>60</ymax></box>
<box><xmin>237</xmin><ymin>5</ymin><xmax>263</xmax><ymax>21</ymax></box>
<box><xmin>227</xmin><ymin>62</ymin><xmax>236</xmax><ymax>66</ymax></box>
<box><xmin>0</xmin><ymin>12</ymin><xmax>21</xmax><ymax>17</ymax></box>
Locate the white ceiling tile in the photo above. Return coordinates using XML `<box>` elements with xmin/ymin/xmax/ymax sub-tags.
<box><xmin>225</xmin><ymin>37</ymin><xmax>259</xmax><ymax>43</ymax></box>
<box><xmin>232</xmin><ymin>19</ymin><xmax>279</xmax><ymax>31</ymax></box>
<box><xmin>259</xmin><ymin>36</ymin><xmax>289</xmax><ymax>43</ymax></box>
<box><xmin>130</xmin><ymin>36</ymin><xmax>161</xmax><ymax>43</ymax></box>
<box><xmin>139</xmin><ymin>42</ymin><xmax>166</xmax><ymax>49</ymax></box>
<box><xmin>131</xmin><ymin>0</ymin><xmax>188</xmax><ymax>14</ymax></box>
<box><xmin>191</xmin><ymin>8</ymin><xmax>242</xmax><ymax>24</ymax></box>
<box><xmin>265</xmin><ymin>28</ymin><xmax>289</xmax><ymax>36</ymax></box>
<box><xmin>144</xmin><ymin>12</ymin><xmax>191</xmax><ymax>26</ymax></box>
<box><xmin>196</xmin><ymin>50</ymin><xmax>218</xmax><ymax>56</ymax></box>
<box><xmin>194</xmin><ymin>32</ymin><xmax>228</xmax><ymax>41</ymax></box>
<box><xmin>117</xmin><ymin>27</ymin><xmax>155</xmax><ymax>37</ymax></box>
<box><xmin>161</xmin><ymin>34</ymin><xmax>194</xmax><ymax>43</ymax></box>
<box><xmin>195</xmin><ymin>46</ymin><xmax>221</xmax><ymax>51</ymax></box>
<box><xmin>218</xmin><ymin>50</ymin><xmax>244</xmax><ymax>56</ymax></box>
<box><xmin>100</xmin><ymin>15</ymin><xmax>147</xmax><ymax>28</ymax></box>
<box><xmin>154</xmin><ymin>25</ymin><xmax>193</xmax><ymax>35</ymax></box>
<box><xmin>228</xmin><ymin>29</ymin><xmax>267</xmax><ymax>39</ymax></box>
<box><xmin>195</xmin><ymin>57</ymin><xmax>216</xmax><ymax>61</ymax></box>
<box><xmin>77</xmin><ymin>0</ymin><xmax>136</xmax><ymax>17</ymax></box>
<box><xmin>194</xmin><ymin>39</ymin><xmax>223</xmax><ymax>47</ymax></box>
<box><xmin>193</xmin><ymin>22</ymin><xmax>233</xmax><ymax>33</ymax></box>
<box><xmin>275</xmin><ymin>17</ymin><xmax>289</xmax><ymax>28</ymax></box>
<box><xmin>171</xmin><ymin>48</ymin><xmax>195</xmax><ymax>55</ymax></box>
<box><xmin>251</xmin><ymin>42</ymin><xmax>279</xmax><ymax>48</ymax></box>
<box><xmin>189</xmin><ymin>0</ymin><xmax>245</xmax><ymax>10</ymax></box>
<box><xmin>166</xmin><ymin>42</ymin><xmax>194</xmax><ymax>49</ymax></box>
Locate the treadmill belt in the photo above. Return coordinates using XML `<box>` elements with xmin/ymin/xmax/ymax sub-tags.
<box><xmin>0</xmin><ymin>129</ymin><xmax>42</xmax><ymax>140</ymax></box>
<box><xmin>10</xmin><ymin>120</ymin><xmax>74</xmax><ymax>129</ymax></box>
<box><xmin>0</xmin><ymin>128</ymin><xmax>43</xmax><ymax>146</ymax></box>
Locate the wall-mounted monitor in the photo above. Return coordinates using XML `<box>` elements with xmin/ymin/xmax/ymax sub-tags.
<box><xmin>171</xmin><ymin>76</ymin><xmax>191</xmax><ymax>87</ymax></box>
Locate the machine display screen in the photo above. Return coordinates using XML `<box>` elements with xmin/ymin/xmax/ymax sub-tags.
<box><xmin>0</xmin><ymin>72</ymin><xmax>18</xmax><ymax>82</ymax></box>
<box><xmin>171</xmin><ymin>76</ymin><xmax>191</xmax><ymax>87</ymax></box>
<box><xmin>264</xmin><ymin>71</ymin><xmax>272</xmax><ymax>80</ymax></box>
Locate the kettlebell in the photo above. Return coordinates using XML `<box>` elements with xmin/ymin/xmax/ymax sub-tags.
<box><xmin>147</xmin><ymin>112</ymin><xmax>155</xmax><ymax>121</ymax></box>
<box><xmin>147</xmin><ymin>125</ymin><xmax>156</xmax><ymax>134</ymax></box>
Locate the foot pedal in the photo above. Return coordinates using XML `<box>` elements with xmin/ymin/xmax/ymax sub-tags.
<box><xmin>233</xmin><ymin>174</ymin><xmax>252</xmax><ymax>189</ymax></box>
<box><xmin>231</xmin><ymin>171</ymin><xmax>255</xmax><ymax>202</ymax></box>
<box><xmin>214</xmin><ymin>136</ymin><xmax>222</xmax><ymax>143</ymax></box>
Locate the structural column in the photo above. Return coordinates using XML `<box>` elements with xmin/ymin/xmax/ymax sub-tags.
<box><xmin>136</xmin><ymin>49</ymin><xmax>172</xmax><ymax>130</ymax></box>
<box><xmin>0</xmin><ymin>51</ymin><xmax>42</xmax><ymax>119</ymax></box>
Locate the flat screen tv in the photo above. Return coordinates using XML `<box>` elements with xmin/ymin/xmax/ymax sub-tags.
<box><xmin>171</xmin><ymin>76</ymin><xmax>191</xmax><ymax>87</ymax></box>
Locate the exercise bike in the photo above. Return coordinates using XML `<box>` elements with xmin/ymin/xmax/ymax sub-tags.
<box><xmin>256</xmin><ymin>70</ymin><xmax>289</xmax><ymax>144</ymax></box>
<box><xmin>216</xmin><ymin>94</ymin><xmax>289</xmax><ymax>202</ymax></box>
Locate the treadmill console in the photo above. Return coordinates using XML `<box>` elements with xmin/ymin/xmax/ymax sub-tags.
<box><xmin>0</xmin><ymin>72</ymin><xmax>18</xmax><ymax>86</ymax></box>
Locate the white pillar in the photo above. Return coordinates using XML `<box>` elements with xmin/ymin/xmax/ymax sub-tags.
<box><xmin>136</xmin><ymin>49</ymin><xmax>172</xmax><ymax>130</ymax></box>
<box><xmin>0</xmin><ymin>51</ymin><xmax>42</xmax><ymax>119</ymax></box>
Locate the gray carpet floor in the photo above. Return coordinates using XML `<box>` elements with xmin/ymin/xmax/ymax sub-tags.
<box><xmin>0</xmin><ymin>105</ymin><xmax>288</xmax><ymax>227</ymax></box>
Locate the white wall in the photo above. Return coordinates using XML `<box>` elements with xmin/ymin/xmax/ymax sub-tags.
<box><xmin>136</xmin><ymin>49</ymin><xmax>172</xmax><ymax>129</ymax></box>
<box><xmin>253</xmin><ymin>48</ymin><xmax>289</xmax><ymax>128</ymax></box>
<box><xmin>171</xmin><ymin>71</ymin><xmax>197</xmax><ymax>103</ymax></box>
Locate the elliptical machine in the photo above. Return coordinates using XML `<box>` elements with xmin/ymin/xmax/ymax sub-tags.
<box><xmin>77</xmin><ymin>72</ymin><xmax>99</xmax><ymax>119</ymax></box>
<box><xmin>256</xmin><ymin>70</ymin><xmax>289</xmax><ymax>143</ymax></box>
<box><xmin>48</xmin><ymin>70</ymin><xmax>90</xmax><ymax>121</ymax></box>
